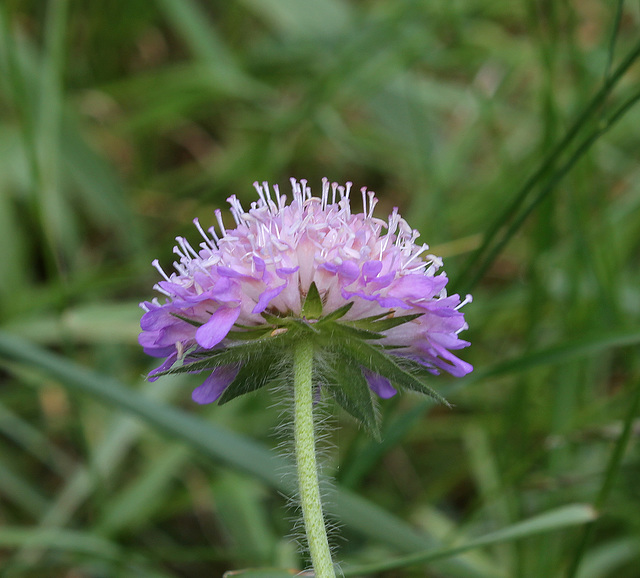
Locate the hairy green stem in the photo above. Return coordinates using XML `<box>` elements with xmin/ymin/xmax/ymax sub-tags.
<box><xmin>293</xmin><ymin>339</ymin><xmax>335</xmax><ymax>578</ymax></box>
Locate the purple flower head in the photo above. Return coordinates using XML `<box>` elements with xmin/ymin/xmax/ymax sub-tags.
<box><xmin>139</xmin><ymin>178</ymin><xmax>472</xmax><ymax>426</ymax></box>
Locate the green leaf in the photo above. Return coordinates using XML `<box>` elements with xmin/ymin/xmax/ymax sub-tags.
<box><xmin>326</xmin><ymin>358</ymin><xmax>380</xmax><ymax>441</ymax></box>
<box><xmin>0</xmin><ymin>527</ymin><xmax>121</xmax><ymax>559</ymax></box>
<box><xmin>321</xmin><ymin>319</ymin><xmax>384</xmax><ymax>341</ymax></box>
<box><xmin>154</xmin><ymin>339</ymin><xmax>277</xmax><ymax>376</ymax></box>
<box><xmin>318</xmin><ymin>301</ymin><xmax>353</xmax><ymax>322</ymax></box>
<box><xmin>342</xmin><ymin>504</ymin><xmax>597</xmax><ymax>575</ymax></box>
<box><xmin>302</xmin><ymin>281</ymin><xmax>323</xmax><ymax>319</ymax></box>
<box><xmin>223</xmin><ymin>570</ymin><xmax>310</xmax><ymax>577</ymax></box>
<box><xmin>226</xmin><ymin>326</ymin><xmax>274</xmax><ymax>341</ymax></box>
<box><xmin>218</xmin><ymin>354</ymin><xmax>282</xmax><ymax>405</ymax></box>
<box><xmin>343</xmin><ymin>311</ymin><xmax>390</xmax><ymax>323</ymax></box>
<box><xmin>326</xmin><ymin>311</ymin><xmax>422</xmax><ymax>338</ymax></box>
<box><xmin>363</xmin><ymin>312</ymin><xmax>423</xmax><ymax>332</ymax></box>
<box><xmin>260</xmin><ymin>311</ymin><xmax>319</xmax><ymax>333</ymax></box>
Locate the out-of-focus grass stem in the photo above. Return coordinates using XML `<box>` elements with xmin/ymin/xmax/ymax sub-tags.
<box><xmin>37</xmin><ymin>0</ymin><xmax>70</xmax><ymax>276</ymax></box>
<box><xmin>0</xmin><ymin>8</ymin><xmax>40</xmax><ymax>194</ymax></box>
<box><xmin>462</xmin><ymin>85</ymin><xmax>640</xmax><ymax>295</ymax></box>
<box><xmin>604</xmin><ymin>0</ymin><xmax>625</xmax><ymax>84</ymax></box>
<box><xmin>565</xmin><ymin>377</ymin><xmax>640</xmax><ymax>578</ymax></box>
<box><xmin>456</xmin><ymin>37</ymin><xmax>640</xmax><ymax>294</ymax></box>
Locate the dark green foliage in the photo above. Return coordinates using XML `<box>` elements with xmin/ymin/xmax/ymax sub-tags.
<box><xmin>325</xmin><ymin>356</ymin><xmax>381</xmax><ymax>441</ymax></box>
<box><xmin>218</xmin><ymin>359</ymin><xmax>280</xmax><ymax>406</ymax></box>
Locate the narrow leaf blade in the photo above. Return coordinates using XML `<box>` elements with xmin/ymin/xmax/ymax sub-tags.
<box><xmin>326</xmin><ymin>358</ymin><xmax>380</xmax><ymax>441</ymax></box>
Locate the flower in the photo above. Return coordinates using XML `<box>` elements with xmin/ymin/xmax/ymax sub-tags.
<box><xmin>139</xmin><ymin>178</ymin><xmax>472</xmax><ymax>431</ymax></box>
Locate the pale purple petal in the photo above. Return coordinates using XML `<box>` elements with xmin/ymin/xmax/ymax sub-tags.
<box><xmin>337</xmin><ymin>261</ymin><xmax>360</xmax><ymax>281</ymax></box>
<box><xmin>140</xmin><ymin>308</ymin><xmax>171</xmax><ymax>331</ymax></box>
<box><xmin>217</xmin><ymin>266</ymin><xmax>251</xmax><ymax>279</ymax></box>
<box><xmin>362</xmin><ymin>260</ymin><xmax>383</xmax><ymax>280</ymax></box>
<box><xmin>142</xmin><ymin>344</ymin><xmax>175</xmax><ymax>358</ymax></box>
<box><xmin>252</xmin><ymin>284</ymin><xmax>286</xmax><ymax>314</ymax></box>
<box><xmin>276</xmin><ymin>266</ymin><xmax>300</xmax><ymax>279</ymax></box>
<box><xmin>362</xmin><ymin>368</ymin><xmax>397</xmax><ymax>399</ymax></box>
<box><xmin>253</xmin><ymin>256</ymin><xmax>266</xmax><ymax>278</ymax></box>
<box><xmin>390</xmin><ymin>274</ymin><xmax>447</xmax><ymax>301</ymax></box>
<box><xmin>195</xmin><ymin>306</ymin><xmax>241</xmax><ymax>349</ymax></box>
<box><xmin>368</xmin><ymin>272</ymin><xmax>395</xmax><ymax>289</ymax></box>
<box><xmin>192</xmin><ymin>365</ymin><xmax>241</xmax><ymax>404</ymax></box>
<box><xmin>210</xmin><ymin>277</ymin><xmax>242</xmax><ymax>303</ymax></box>
<box><xmin>427</xmin><ymin>344</ymin><xmax>474</xmax><ymax>377</ymax></box>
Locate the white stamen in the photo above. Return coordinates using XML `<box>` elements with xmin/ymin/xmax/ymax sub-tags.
<box><xmin>172</xmin><ymin>260</ymin><xmax>187</xmax><ymax>275</ymax></box>
<box><xmin>215</xmin><ymin>209</ymin><xmax>226</xmax><ymax>236</ymax></box>
<box><xmin>402</xmin><ymin>243</ymin><xmax>430</xmax><ymax>269</ymax></box>
<box><xmin>152</xmin><ymin>259</ymin><xmax>171</xmax><ymax>282</ymax></box>
<box><xmin>274</xmin><ymin>185</ymin><xmax>285</xmax><ymax>210</ymax></box>
<box><xmin>321</xmin><ymin>178</ymin><xmax>330</xmax><ymax>210</ymax></box>
<box><xmin>253</xmin><ymin>181</ymin><xmax>267</xmax><ymax>206</ymax></box>
<box><xmin>153</xmin><ymin>283</ymin><xmax>172</xmax><ymax>297</ymax></box>
<box><xmin>300</xmin><ymin>179</ymin><xmax>309</xmax><ymax>202</ymax></box>
<box><xmin>173</xmin><ymin>245</ymin><xmax>187</xmax><ymax>261</ymax></box>
<box><xmin>262</xmin><ymin>181</ymin><xmax>273</xmax><ymax>204</ymax></box>
<box><xmin>207</xmin><ymin>226</ymin><xmax>220</xmax><ymax>244</ymax></box>
<box><xmin>367</xmin><ymin>191</ymin><xmax>377</xmax><ymax>218</ymax></box>
<box><xmin>456</xmin><ymin>294</ymin><xmax>473</xmax><ymax>310</ymax></box>
<box><xmin>193</xmin><ymin>218</ymin><xmax>216</xmax><ymax>249</ymax></box>
<box><xmin>177</xmin><ymin>236</ymin><xmax>199</xmax><ymax>260</ymax></box>
<box><xmin>227</xmin><ymin>195</ymin><xmax>244</xmax><ymax>225</ymax></box>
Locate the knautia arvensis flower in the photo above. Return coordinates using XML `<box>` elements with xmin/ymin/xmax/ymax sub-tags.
<box><xmin>139</xmin><ymin>178</ymin><xmax>472</xmax><ymax>435</ymax></box>
<box><xmin>140</xmin><ymin>178</ymin><xmax>472</xmax><ymax>577</ymax></box>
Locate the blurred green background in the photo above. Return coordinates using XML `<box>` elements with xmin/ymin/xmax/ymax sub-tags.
<box><xmin>0</xmin><ymin>0</ymin><xmax>639</xmax><ymax>576</ymax></box>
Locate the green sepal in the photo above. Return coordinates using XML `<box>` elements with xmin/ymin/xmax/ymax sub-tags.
<box><xmin>320</xmin><ymin>320</ymin><xmax>384</xmax><ymax>341</ymax></box>
<box><xmin>170</xmin><ymin>312</ymin><xmax>203</xmax><ymax>327</ymax></box>
<box><xmin>324</xmin><ymin>358</ymin><xmax>381</xmax><ymax>441</ymax></box>
<box><xmin>345</xmin><ymin>311</ymin><xmax>390</xmax><ymax>323</ymax></box>
<box><xmin>226</xmin><ymin>326</ymin><xmax>273</xmax><ymax>341</ymax></box>
<box><xmin>329</xmin><ymin>325</ymin><xmax>451</xmax><ymax>407</ymax></box>
<box><xmin>318</xmin><ymin>301</ymin><xmax>353</xmax><ymax>322</ymax></box>
<box><xmin>218</xmin><ymin>353</ymin><xmax>281</xmax><ymax>405</ymax></box>
<box><xmin>302</xmin><ymin>282</ymin><xmax>323</xmax><ymax>319</ymax></box>
<box><xmin>260</xmin><ymin>311</ymin><xmax>319</xmax><ymax>333</ymax></box>
<box><xmin>343</xmin><ymin>312</ymin><xmax>423</xmax><ymax>333</ymax></box>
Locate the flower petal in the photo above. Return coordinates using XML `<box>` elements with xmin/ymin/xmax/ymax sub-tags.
<box><xmin>195</xmin><ymin>306</ymin><xmax>241</xmax><ymax>349</ymax></box>
<box><xmin>362</xmin><ymin>368</ymin><xmax>397</xmax><ymax>399</ymax></box>
<box><xmin>192</xmin><ymin>365</ymin><xmax>241</xmax><ymax>404</ymax></box>
<box><xmin>362</xmin><ymin>260</ymin><xmax>383</xmax><ymax>280</ymax></box>
<box><xmin>252</xmin><ymin>284</ymin><xmax>286</xmax><ymax>314</ymax></box>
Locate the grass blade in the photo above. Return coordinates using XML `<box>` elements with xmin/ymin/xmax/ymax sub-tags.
<box><xmin>455</xmin><ymin>37</ymin><xmax>640</xmax><ymax>293</ymax></box>
<box><xmin>565</xmin><ymin>377</ymin><xmax>640</xmax><ymax>578</ymax></box>
<box><xmin>0</xmin><ymin>527</ymin><xmax>120</xmax><ymax>558</ymax></box>
<box><xmin>0</xmin><ymin>330</ymin><xmax>501</xmax><ymax>577</ymax></box>
<box><xmin>343</xmin><ymin>504</ymin><xmax>597</xmax><ymax>576</ymax></box>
